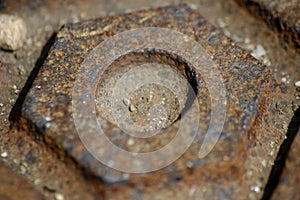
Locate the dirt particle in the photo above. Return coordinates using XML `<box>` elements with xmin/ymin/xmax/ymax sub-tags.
<box><xmin>123</xmin><ymin>98</ymin><xmax>131</xmax><ymax>106</ymax></box>
<box><xmin>126</xmin><ymin>138</ymin><xmax>135</xmax><ymax>146</ymax></box>
<box><xmin>129</xmin><ymin>104</ymin><xmax>136</xmax><ymax>112</ymax></box>
<box><xmin>55</xmin><ymin>193</ymin><xmax>64</xmax><ymax>200</ymax></box>
<box><xmin>34</xmin><ymin>179</ymin><xmax>41</xmax><ymax>185</ymax></box>
<box><xmin>20</xmin><ymin>165</ymin><xmax>27</xmax><ymax>174</ymax></box>
<box><xmin>251</xmin><ymin>44</ymin><xmax>266</xmax><ymax>59</ymax></box>
<box><xmin>1</xmin><ymin>151</ymin><xmax>7</xmax><ymax>158</ymax></box>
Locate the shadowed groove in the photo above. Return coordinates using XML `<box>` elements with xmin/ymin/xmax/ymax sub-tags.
<box><xmin>262</xmin><ymin>106</ymin><xmax>300</xmax><ymax>200</ymax></box>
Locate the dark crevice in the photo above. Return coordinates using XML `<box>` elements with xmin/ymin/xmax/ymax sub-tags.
<box><xmin>0</xmin><ymin>48</ymin><xmax>13</xmax><ymax>53</ymax></box>
<box><xmin>0</xmin><ymin>0</ymin><xmax>5</xmax><ymax>12</ymax></box>
<box><xmin>262</xmin><ymin>106</ymin><xmax>300</xmax><ymax>200</ymax></box>
<box><xmin>9</xmin><ymin>32</ymin><xmax>57</xmax><ymax>123</ymax></box>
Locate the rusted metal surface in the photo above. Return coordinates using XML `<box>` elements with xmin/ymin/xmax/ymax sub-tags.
<box><xmin>14</xmin><ymin>4</ymin><xmax>292</xmax><ymax>199</ymax></box>
<box><xmin>235</xmin><ymin>0</ymin><xmax>300</xmax><ymax>49</ymax></box>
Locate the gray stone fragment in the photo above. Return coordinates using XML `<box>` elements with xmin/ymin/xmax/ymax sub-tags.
<box><xmin>0</xmin><ymin>14</ymin><xmax>27</xmax><ymax>50</ymax></box>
